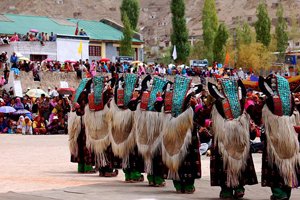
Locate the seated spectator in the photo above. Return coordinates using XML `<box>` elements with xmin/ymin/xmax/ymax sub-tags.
<box><xmin>79</xmin><ymin>29</ymin><xmax>87</xmax><ymax>36</ymax></box>
<box><xmin>16</xmin><ymin>116</ymin><xmax>24</xmax><ymax>134</ymax></box>
<box><xmin>47</xmin><ymin>115</ymin><xmax>63</xmax><ymax>134</ymax></box>
<box><xmin>6</xmin><ymin>119</ymin><xmax>14</xmax><ymax>134</ymax></box>
<box><xmin>29</xmin><ymin>33</ymin><xmax>36</xmax><ymax>41</ymax></box>
<box><xmin>33</xmin><ymin>115</ymin><xmax>47</xmax><ymax>135</ymax></box>
<box><xmin>22</xmin><ymin>116</ymin><xmax>32</xmax><ymax>135</ymax></box>
<box><xmin>10</xmin><ymin>32</ymin><xmax>19</xmax><ymax>42</ymax></box>
<box><xmin>22</xmin><ymin>32</ymin><xmax>30</xmax><ymax>41</ymax></box>
<box><xmin>14</xmin><ymin>97</ymin><xmax>24</xmax><ymax>110</ymax></box>
<box><xmin>0</xmin><ymin>117</ymin><xmax>8</xmax><ymax>133</ymax></box>
<box><xmin>1</xmin><ymin>35</ymin><xmax>10</xmax><ymax>44</ymax></box>
<box><xmin>49</xmin><ymin>32</ymin><xmax>56</xmax><ymax>41</ymax></box>
<box><xmin>45</xmin><ymin>33</ymin><xmax>49</xmax><ymax>41</ymax></box>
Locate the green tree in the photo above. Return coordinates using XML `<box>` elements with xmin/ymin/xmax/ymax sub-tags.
<box><xmin>120</xmin><ymin>13</ymin><xmax>133</xmax><ymax>56</ymax></box>
<box><xmin>255</xmin><ymin>2</ymin><xmax>271</xmax><ymax>47</ymax></box>
<box><xmin>213</xmin><ymin>23</ymin><xmax>229</xmax><ymax>63</ymax></box>
<box><xmin>236</xmin><ymin>22</ymin><xmax>252</xmax><ymax>48</ymax></box>
<box><xmin>170</xmin><ymin>0</ymin><xmax>190</xmax><ymax>64</ymax></box>
<box><xmin>120</xmin><ymin>0</ymin><xmax>140</xmax><ymax>30</ymax></box>
<box><xmin>202</xmin><ymin>0</ymin><xmax>218</xmax><ymax>64</ymax></box>
<box><xmin>189</xmin><ymin>40</ymin><xmax>205</xmax><ymax>60</ymax></box>
<box><xmin>275</xmin><ymin>4</ymin><xmax>288</xmax><ymax>60</ymax></box>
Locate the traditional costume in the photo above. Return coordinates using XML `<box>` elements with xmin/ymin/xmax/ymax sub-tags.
<box><xmin>259</xmin><ymin>74</ymin><xmax>300</xmax><ymax>200</ymax></box>
<box><xmin>208</xmin><ymin>78</ymin><xmax>258</xmax><ymax>199</ymax></box>
<box><xmin>161</xmin><ymin>75</ymin><xmax>201</xmax><ymax>193</ymax></box>
<box><xmin>69</xmin><ymin>78</ymin><xmax>95</xmax><ymax>173</ymax></box>
<box><xmin>135</xmin><ymin>75</ymin><xmax>169</xmax><ymax>187</ymax></box>
<box><xmin>84</xmin><ymin>76</ymin><xmax>119</xmax><ymax>177</ymax></box>
<box><xmin>108</xmin><ymin>74</ymin><xmax>144</xmax><ymax>182</ymax></box>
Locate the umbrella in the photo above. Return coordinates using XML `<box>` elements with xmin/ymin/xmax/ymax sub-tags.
<box><xmin>0</xmin><ymin>106</ymin><xmax>16</xmax><ymax>113</ymax></box>
<box><xmin>100</xmin><ymin>58</ymin><xmax>110</xmax><ymax>62</ymax></box>
<box><xmin>26</xmin><ymin>89</ymin><xmax>49</xmax><ymax>98</ymax></box>
<box><xmin>13</xmin><ymin>109</ymin><xmax>31</xmax><ymax>115</ymax></box>
<box><xmin>131</xmin><ymin>61</ymin><xmax>142</xmax><ymax>65</ymax></box>
<box><xmin>57</xmin><ymin>88</ymin><xmax>75</xmax><ymax>96</ymax></box>
<box><xmin>19</xmin><ymin>57</ymin><xmax>30</xmax><ymax>62</ymax></box>
<box><xmin>43</xmin><ymin>58</ymin><xmax>53</xmax><ymax>62</ymax></box>
<box><xmin>29</xmin><ymin>29</ymin><xmax>39</xmax><ymax>33</ymax></box>
<box><xmin>64</xmin><ymin>60</ymin><xmax>77</xmax><ymax>63</ymax></box>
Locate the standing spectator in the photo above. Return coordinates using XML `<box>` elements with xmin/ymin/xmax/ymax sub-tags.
<box><xmin>22</xmin><ymin>116</ymin><xmax>32</xmax><ymax>135</ymax></box>
<box><xmin>10</xmin><ymin>52</ymin><xmax>18</xmax><ymax>68</ymax></box>
<box><xmin>45</xmin><ymin>33</ymin><xmax>49</xmax><ymax>41</ymax></box>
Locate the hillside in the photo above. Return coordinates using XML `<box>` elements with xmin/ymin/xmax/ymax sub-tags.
<box><xmin>1</xmin><ymin>0</ymin><xmax>300</xmax><ymax>52</ymax></box>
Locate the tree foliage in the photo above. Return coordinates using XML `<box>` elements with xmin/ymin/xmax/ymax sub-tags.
<box><xmin>275</xmin><ymin>4</ymin><xmax>288</xmax><ymax>60</ymax></box>
<box><xmin>213</xmin><ymin>23</ymin><xmax>229</xmax><ymax>63</ymax></box>
<box><xmin>189</xmin><ymin>40</ymin><xmax>205</xmax><ymax>60</ymax></box>
<box><xmin>170</xmin><ymin>0</ymin><xmax>190</xmax><ymax>64</ymax></box>
<box><xmin>120</xmin><ymin>0</ymin><xmax>140</xmax><ymax>30</ymax></box>
<box><xmin>202</xmin><ymin>0</ymin><xmax>218</xmax><ymax>64</ymax></box>
<box><xmin>120</xmin><ymin>13</ymin><xmax>133</xmax><ymax>56</ymax></box>
<box><xmin>236</xmin><ymin>22</ymin><xmax>253</xmax><ymax>48</ymax></box>
<box><xmin>255</xmin><ymin>2</ymin><xmax>271</xmax><ymax>47</ymax></box>
<box><xmin>237</xmin><ymin>42</ymin><xmax>275</xmax><ymax>74</ymax></box>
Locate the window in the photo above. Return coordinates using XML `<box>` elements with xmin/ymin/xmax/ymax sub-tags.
<box><xmin>89</xmin><ymin>46</ymin><xmax>101</xmax><ymax>56</ymax></box>
<box><xmin>296</xmin><ymin>42</ymin><xmax>300</xmax><ymax>46</ymax></box>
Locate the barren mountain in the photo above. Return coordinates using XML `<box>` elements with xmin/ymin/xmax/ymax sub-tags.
<box><xmin>1</xmin><ymin>0</ymin><xmax>300</xmax><ymax>48</ymax></box>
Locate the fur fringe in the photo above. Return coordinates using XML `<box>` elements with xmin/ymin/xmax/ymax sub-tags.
<box><xmin>211</xmin><ymin>106</ymin><xmax>250</xmax><ymax>188</ymax></box>
<box><xmin>108</xmin><ymin>101</ymin><xmax>136</xmax><ymax>167</ymax></box>
<box><xmin>134</xmin><ymin>104</ymin><xmax>167</xmax><ymax>173</ymax></box>
<box><xmin>84</xmin><ymin>105</ymin><xmax>110</xmax><ymax>167</ymax></box>
<box><xmin>68</xmin><ymin>111</ymin><xmax>82</xmax><ymax>157</ymax></box>
<box><xmin>161</xmin><ymin>107</ymin><xmax>194</xmax><ymax>178</ymax></box>
<box><xmin>263</xmin><ymin>106</ymin><xmax>300</xmax><ymax>187</ymax></box>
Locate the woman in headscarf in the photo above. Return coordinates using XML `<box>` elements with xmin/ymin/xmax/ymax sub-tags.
<box><xmin>16</xmin><ymin>115</ymin><xmax>25</xmax><ymax>134</ymax></box>
<box><xmin>22</xmin><ymin>116</ymin><xmax>32</xmax><ymax>135</ymax></box>
<box><xmin>14</xmin><ymin>97</ymin><xmax>24</xmax><ymax>110</ymax></box>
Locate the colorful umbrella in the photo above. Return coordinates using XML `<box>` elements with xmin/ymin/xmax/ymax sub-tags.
<box><xmin>26</xmin><ymin>89</ymin><xmax>49</xmax><ymax>98</ymax></box>
<box><xmin>43</xmin><ymin>58</ymin><xmax>53</xmax><ymax>62</ymax></box>
<box><xmin>19</xmin><ymin>57</ymin><xmax>30</xmax><ymax>62</ymax></box>
<box><xmin>57</xmin><ymin>88</ymin><xmax>75</xmax><ymax>96</ymax></box>
<box><xmin>0</xmin><ymin>106</ymin><xmax>16</xmax><ymax>113</ymax></box>
<box><xmin>13</xmin><ymin>109</ymin><xmax>31</xmax><ymax>115</ymax></box>
<box><xmin>100</xmin><ymin>58</ymin><xmax>110</xmax><ymax>63</ymax></box>
<box><xmin>29</xmin><ymin>29</ymin><xmax>39</xmax><ymax>33</ymax></box>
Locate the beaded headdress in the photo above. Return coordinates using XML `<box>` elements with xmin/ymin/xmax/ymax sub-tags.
<box><xmin>147</xmin><ymin>77</ymin><xmax>168</xmax><ymax>111</ymax></box>
<box><xmin>270</xmin><ymin>75</ymin><xmax>291</xmax><ymax>116</ymax></box>
<box><xmin>219</xmin><ymin>78</ymin><xmax>242</xmax><ymax>119</ymax></box>
<box><xmin>123</xmin><ymin>74</ymin><xmax>138</xmax><ymax>106</ymax></box>
<box><xmin>93</xmin><ymin>76</ymin><xmax>105</xmax><ymax>106</ymax></box>
<box><xmin>73</xmin><ymin>78</ymin><xmax>89</xmax><ymax>104</ymax></box>
<box><xmin>171</xmin><ymin>75</ymin><xmax>192</xmax><ymax>117</ymax></box>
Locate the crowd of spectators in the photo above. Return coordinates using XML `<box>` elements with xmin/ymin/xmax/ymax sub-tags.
<box><xmin>0</xmin><ymin>88</ymin><xmax>71</xmax><ymax>135</ymax></box>
<box><xmin>0</xmin><ymin>32</ymin><xmax>57</xmax><ymax>46</ymax></box>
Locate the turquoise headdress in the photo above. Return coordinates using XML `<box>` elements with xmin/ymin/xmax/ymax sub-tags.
<box><xmin>73</xmin><ymin>78</ymin><xmax>89</xmax><ymax>104</ymax></box>
<box><xmin>93</xmin><ymin>76</ymin><xmax>106</xmax><ymax>105</ymax></box>
<box><xmin>273</xmin><ymin>75</ymin><xmax>291</xmax><ymax>116</ymax></box>
<box><xmin>123</xmin><ymin>74</ymin><xmax>138</xmax><ymax>106</ymax></box>
<box><xmin>147</xmin><ymin>77</ymin><xmax>168</xmax><ymax>111</ymax></box>
<box><xmin>220</xmin><ymin>78</ymin><xmax>242</xmax><ymax>119</ymax></box>
<box><xmin>171</xmin><ymin>75</ymin><xmax>192</xmax><ymax>117</ymax></box>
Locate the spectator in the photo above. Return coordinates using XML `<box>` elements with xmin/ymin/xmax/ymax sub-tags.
<box><xmin>0</xmin><ymin>117</ymin><xmax>8</xmax><ymax>133</ymax></box>
<box><xmin>22</xmin><ymin>116</ymin><xmax>32</xmax><ymax>135</ymax></box>
<box><xmin>10</xmin><ymin>52</ymin><xmax>18</xmax><ymax>68</ymax></box>
<box><xmin>14</xmin><ymin>97</ymin><xmax>24</xmax><ymax>110</ymax></box>
<box><xmin>16</xmin><ymin>116</ymin><xmax>24</xmax><ymax>134</ymax></box>
<box><xmin>10</xmin><ymin>32</ymin><xmax>19</xmax><ymax>42</ymax></box>
<box><xmin>33</xmin><ymin>115</ymin><xmax>47</xmax><ymax>135</ymax></box>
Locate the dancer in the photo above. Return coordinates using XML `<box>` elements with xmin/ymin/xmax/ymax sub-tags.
<box><xmin>135</xmin><ymin>75</ymin><xmax>169</xmax><ymax>187</ymax></box>
<box><xmin>208</xmin><ymin>78</ymin><xmax>258</xmax><ymax>199</ymax></box>
<box><xmin>259</xmin><ymin>74</ymin><xmax>300</xmax><ymax>200</ymax></box>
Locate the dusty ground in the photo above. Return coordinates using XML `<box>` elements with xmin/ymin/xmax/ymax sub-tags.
<box><xmin>0</xmin><ymin>134</ymin><xmax>299</xmax><ymax>200</ymax></box>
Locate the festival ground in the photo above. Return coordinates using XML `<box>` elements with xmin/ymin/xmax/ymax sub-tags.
<box><xmin>0</xmin><ymin>134</ymin><xmax>299</xmax><ymax>200</ymax></box>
